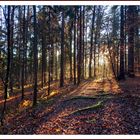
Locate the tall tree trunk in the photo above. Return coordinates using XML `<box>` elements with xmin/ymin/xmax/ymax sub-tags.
<box><xmin>135</xmin><ymin>6</ymin><xmax>139</xmax><ymax>74</ymax></box>
<box><xmin>24</xmin><ymin>6</ymin><xmax>29</xmax><ymax>85</ymax></box>
<box><xmin>94</xmin><ymin>24</ymin><xmax>97</xmax><ymax>78</ymax></box>
<box><xmin>69</xmin><ymin>22</ymin><xmax>73</xmax><ymax>82</ymax></box>
<box><xmin>48</xmin><ymin>8</ymin><xmax>51</xmax><ymax>95</ymax></box>
<box><xmin>73</xmin><ymin>7</ymin><xmax>77</xmax><ymax>85</ymax></box>
<box><xmin>21</xmin><ymin>6</ymin><xmax>26</xmax><ymax>100</ymax></box>
<box><xmin>124</xmin><ymin>6</ymin><xmax>127</xmax><ymax>74</ymax></box>
<box><xmin>41</xmin><ymin>6</ymin><xmax>47</xmax><ymax>88</ymax></box>
<box><xmin>9</xmin><ymin>6</ymin><xmax>15</xmax><ymax>95</ymax></box>
<box><xmin>50</xmin><ymin>36</ymin><xmax>54</xmax><ymax>82</ymax></box>
<box><xmin>127</xmin><ymin>6</ymin><xmax>136</xmax><ymax>77</ymax></box>
<box><xmin>1</xmin><ymin>6</ymin><xmax>11</xmax><ymax>125</ymax></box>
<box><xmin>82</xmin><ymin>6</ymin><xmax>85</xmax><ymax>79</ymax></box>
<box><xmin>77</xmin><ymin>7</ymin><xmax>82</xmax><ymax>85</ymax></box>
<box><xmin>17</xmin><ymin>6</ymin><xmax>22</xmax><ymax>89</ymax></box>
<box><xmin>84</xmin><ymin>16</ymin><xmax>88</xmax><ymax>78</ymax></box>
<box><xmin>119</xmin><ymin>6</ymin><xmax>125</xmax><ymax>80</ymax></box>
<box><xmin>89</xmin><ymin>6</ymin><xmax>96</xmax><ymax>78</ymax></box>
<box><xmin>60</xmin><ymin>8</ymin><xmax>65</xmax><ymax>87</ymax></box>
<box><xmin>55</xmin><ymin>40</ymin><xmax>58</xmax><ymax>81</ymax></box>
<box><xmin>33</xmin><ymin>6</ymin><xmax>38</xmax><ymax>106</ymax></box>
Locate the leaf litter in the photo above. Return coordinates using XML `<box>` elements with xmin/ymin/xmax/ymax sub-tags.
<box><xmin>0</xmin><ymin>77</ymin><xmax>140</xmax><ymax>134</ymax></box>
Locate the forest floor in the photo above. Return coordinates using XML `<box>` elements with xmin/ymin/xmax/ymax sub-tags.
<box><xmin>0</xmin><ymin>76</ymin><xmax>140</xmax><ymax>134</ymax></box>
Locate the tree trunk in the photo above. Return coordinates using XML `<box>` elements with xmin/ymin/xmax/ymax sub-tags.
<box><xmin>73</xmin><ymin>7</ymin><xmax>77</xmax><ymax>85</ymax></box>
<box><xmin>50</xmin><ymin>36</ymin><xmax>54</xmax><ymax>82</ymax></box>
<box><xmin>82</xmin><ymin>6</ymin><xmax>85</xmax><ymax>79</ymax></box>
<box><xmin>127</xmin><ymin>6</ymin><xmax>136</xmax><ymax>77</ymax></box>
<box><xmin>9</xmin><ymin>6</ymin><xmax>15</xmax><ymax>95</ymax></box>
<box><xmin>48</xmin><ymin>8</ymin><xmax>51</xmax><ymax>95</ymax></box>
<box><xmin>124</xmin><ymin>6</ymin><xmax>127</xmax><ymax>74</ymax></box>
<box><xmin>1</xmin><ymin>6</ymin><xmax>11</xmax><ymax>125</ymax></box>
<box><xmin>119</xmin><ymin>6</ymin><xmax>125</xmax><ymax>80</ymax></box>
<box><xmin>24</xmin><ymin>6</ymin><xmax>29</xmax><ymax>85</ymax></box>
<box><xmin>77</xmin><ymin>7</ymin><xmax>82</xmax><ymax>85</ymax></box>
<box><xmin>60</xmin><ymin>8</ymin><xmax>65</xmax><ymax>87</ymax></box>
<box><xmin>41</xmin><ymin>6</ymin><xmax>47</xmax><ymax>88</ymax></box>
<box><xmin>69</xmin><ymin>22</ymin><xmax>73</xmax><ymax>82</ymax></box>
<box><xmin>33</xmin><ymin>6</ymin><xmax>38</xmax><ymax>106</ymax></box>
<box><xmin>21</xmin><ymin>6</ymin><xmax>26</xmax><ymax>100</ymax></box>
<box><xmin>89</xmin><ymin>6</ymin><xmax>96</xmax><ymax>78</ymax></box>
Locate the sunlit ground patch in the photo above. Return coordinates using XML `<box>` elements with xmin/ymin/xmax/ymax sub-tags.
<box><xmin>19</xmin><ymin>100</ymin><xmax>32</xmax><ymax>111</ymax></box>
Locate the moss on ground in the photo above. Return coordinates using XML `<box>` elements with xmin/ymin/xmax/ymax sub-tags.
<box><xmin>71</xmin><ymin>100</ymin><xmax>104</xmax><ymax>115</ymax></box>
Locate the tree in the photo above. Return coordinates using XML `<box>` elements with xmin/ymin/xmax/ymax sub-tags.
<box><xmin>33</xmin><ymin>6</ymin><xmax>38</xmax><ymax>106</ymax></box>
<box><xmin>119</xmin><ymin>6</ymin><xmax>125</xmax><ymax>80</ymax></box>
<box><xmin>21</xmin><ymin>6</ymin><xmax>26</xmax><ymax>100</ymax></box>
<box><xmin>127</xmin><ymin>6</ymin><xmax>136</xmax><ymax>77</ymax></box>
<box><xmin>60</xmin><ymin>8</ymin><xmax>65</xmax><ymax>87</ymax></box>
<box><xmin>110</xmin><ymin>6</ymin><xmax>119</xmax><ymax>77</ymax></box>
<box><xmin>48</xmin><ymin>7</ymin><xmax>51</xmax><ymax>95</ymax></box>
<box><xmin>9</xmin><ymin>6</ymin><xmax>15</xmax><ymax>95</ymax></box>
<box><xmin>82</xmin><ymin>6</ymin><xmax>85</xmax><ymax>79</ymax></box>
<box><xmin>69</xmin><ymin>20</ymin><xmax>73</xmax><ymax>82</ymax></box>
<box><xmin>41</xmin><ymin>6</ymin><xmax>47</xmax><ymax>88</ymax></box>
<box><xmin>1</xmin><ymin>6</ymin><xmax>11</xmax><ymax>125</ymax></box>
<box><xmin>134</xmin><ymin>6</ymin><xmax>140</xmax><ymax>74</ymax></box>
<box><xmin>77</xmin><ymin>6</ymin><xmax>82</xmax><ymax>85</ymax></box>
<box><xmin>73</xmin><ymin>7</ymin><xmax>77</xmax><ymax>85</ymax></box>
<box><xmin>89</xmin><ymin>6</ymin><xmax>96</xmax><ymax>78</ymax></box>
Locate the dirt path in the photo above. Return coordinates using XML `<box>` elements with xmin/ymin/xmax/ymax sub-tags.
<box><xmin>0</xmin><ymin>77</ymin><xmax>140</xmax><ymax>134</ymax></box>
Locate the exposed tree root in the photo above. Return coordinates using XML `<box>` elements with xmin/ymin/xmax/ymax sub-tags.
<box><xmin>70</xmin><ymin>100</ymin><xmax>104</xmax><ymax>115</ymax></box>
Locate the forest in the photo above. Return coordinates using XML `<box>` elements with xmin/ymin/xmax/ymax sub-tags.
<box><xmin>0</xmin><ymin>5</ymin><xmax>140</xmax><ymax>134</ymax></box>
